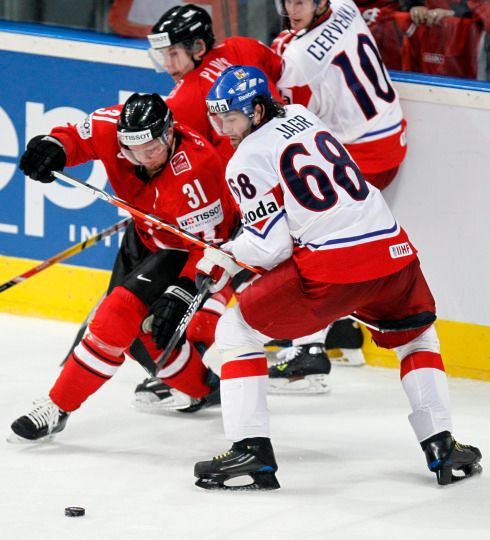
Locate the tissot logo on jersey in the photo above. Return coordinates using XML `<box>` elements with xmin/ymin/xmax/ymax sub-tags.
<box><xmin>243</xmin><ymin>195</ymin><xmax>280</xmax><ymax>227</ymax></box>
<box><xmin>177</xmin><ymin>200</ymin><xmax>224</xmax><ymax>233</ymax></box>
<box><xmin>170</xmin><ymin>151</ymin><xmax>191</xmax><ymax>175</ymax></box>
<box><xmin>76</xmin><ymin>115</ymin><xmax>93</xmax><ymax>140</ymax></box>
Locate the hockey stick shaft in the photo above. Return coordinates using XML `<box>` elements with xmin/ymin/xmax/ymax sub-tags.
<box><xmin>52</xmin><ymin>170</ymin><xmax>259</xmax><ymax>274</ymax></box>
<box><xmin>0</xmin><ymin>217</ymin><xmax>130</xmax><ymax>294</ymax></box>
<box><xmin>51</xmin><ymin>173</ymin><xmax>419</xmax><ymax>335</ymax></box>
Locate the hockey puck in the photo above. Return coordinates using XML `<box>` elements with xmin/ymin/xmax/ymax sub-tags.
<box><xmin>64</xmin><ymin>507</ymin><xmax>85</xmax><ymax>517</ymax></box>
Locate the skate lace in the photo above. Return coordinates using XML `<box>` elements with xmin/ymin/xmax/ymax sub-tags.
<box><xmin>274</xmin><ymin>345</ymin><xmax>301</xmax><ymax>364</ymax></box>
<box><xmin>26</xmin><ymin>397</ymin><xmax>60</xmax><ymax>432</ymax></box>
<box><xmin>214</xmin><ymin>450</ymin><xmax>232</xmax><ymax>461</ymax></box>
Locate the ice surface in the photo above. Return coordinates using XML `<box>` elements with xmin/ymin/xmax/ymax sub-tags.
<box><xmin>0</xmin><ymin>313</ymin><xmax>488</xmax><ymax>540</ymax></box>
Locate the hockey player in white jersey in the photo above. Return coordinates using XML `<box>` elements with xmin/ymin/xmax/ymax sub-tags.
<box><xmin>273</xmin><ymin>0</ymin><xmax>407</xmax><ymax>190</ymax></box>
<box><xmin>269</xmin><ymin>0</ymin><xmax>409</xmax><ymax>381</ymax></box>
<box><xmin>192</xmin><ymin>65</ymin><xmax>481</xmax><ymax>491</ymax></box>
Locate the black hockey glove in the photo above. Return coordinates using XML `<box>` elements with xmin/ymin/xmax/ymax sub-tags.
<box><xmin>20</xmin><ymin>135</ymin><xmax>66</xmax><ymax>183</ymax></box>
<box><xmin>150</xmin><ymin>277</ymin><xmax>197</xmax><ymax>349</ymax></box>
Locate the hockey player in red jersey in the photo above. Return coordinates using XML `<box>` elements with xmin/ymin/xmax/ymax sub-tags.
<box><xmin>134</xmin><ymin>3</ymin><xmax>295</xmax><ymax>405</ymax></box>
<box><xmin>10</xmin><ymin>93</ymin><xmax>239</xmax><ymax>441</ymax></box>
<box><xmin>147</xmin><ymin>3</ymin><xmax>283</xmax><ymax>166</ymax></box>
<box><xmin>192</xmin><ymin>65</ymin><xmax>482</xmax><ymax>490</ymax></box>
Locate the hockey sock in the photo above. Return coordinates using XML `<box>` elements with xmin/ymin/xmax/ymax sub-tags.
<box><xmin>220</xmin><ymin>348</ymin><xmax>270</xmax><ymax>441</ymax></box>
<box><xmin>155</xmin><ymin>340</ymin><xmax>210</xmax><ymax>398</ymax></box>
<box><xmin>50</xmin><ymin>287</ymin><xmax>148</xmax><ymax>411</ymax></box>
<box><xmin>399</xmin><ymin>351</ymin><xmax>453</xmax><ymax>442</ymax></box>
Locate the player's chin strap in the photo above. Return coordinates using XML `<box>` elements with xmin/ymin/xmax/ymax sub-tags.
<box><xmin>51</xmin><ymin>171</ymin><xmax>435</xmax><ymax>341</ymax></box>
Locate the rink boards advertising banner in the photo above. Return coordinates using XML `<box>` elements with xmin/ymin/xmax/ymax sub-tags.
<box><xmin>0</xmin><ymin>24</ymin><xmax>174</xmax><ymax>271</ymax></box>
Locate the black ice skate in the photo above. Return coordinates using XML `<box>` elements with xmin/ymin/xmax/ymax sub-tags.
<box><xmin>133</xmin><ymin>369</ymin><xmax>220</xmax><ymax>413</ymax></box>
<box><xmin>422</xmin><ymin>431</ymin><xmax>482</xmax><ymax>485</ymax></box>
<box><xmin>268</xmin><ymin>343</ymin><xmax>331</xmax><ymax>394</ymax></box>
<box><xmin>133</xmin><ymin>377</ymin><xmax>191</xmax><ymax>412</ymax></box>
<box><xmin>194</xmin><ymin>437</ymin><xmax>280</xmax><ymax>491</ymax></box>
<box><xmin>325</xmin><ymin>319</ymin><xmax>365</xmax><ymax>366</ymax></box>
<box><xmin>10</xmin><ymin>397</ymin><xmax>69</xmax><ymax>442</ymax></box>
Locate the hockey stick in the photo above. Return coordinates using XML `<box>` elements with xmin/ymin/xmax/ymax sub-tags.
<box><xmin>142</xmin><ymin>276</ymin><xmax>214</xmax><ymax>375</ymax></box>
<box><xmin>59</xmin><ymin>293</ymin><xmax>106</xmax><ymax>367</ymax></box>
<box><xmin>0</xmin><ymin>217</ymin><xmax>130</xmax><ymax>294</ymax></box>
<box><xmin>52</xmin><ymin>172</ymin><xmax>433</xmax><ymax>335</ymax></box>
<box><xmin>52</xmin><ymin>171</ymin><xmax>259</xmax><ymax>274</ymax></box>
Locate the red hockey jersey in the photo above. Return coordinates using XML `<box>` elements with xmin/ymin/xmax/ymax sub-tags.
<box><xmin>166</xmin><ymin>36</ymin><xmax>282</xmax><ymax>165</ymax></box>
<box><xmin>51</xmin><ymin>105</ymin><xmax>238</xmax><ymax>281</ymax></box>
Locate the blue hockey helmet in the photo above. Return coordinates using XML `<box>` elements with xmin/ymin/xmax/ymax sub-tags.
<box><xmin>206</xmin><ymin>65</ymin><xmax>271</xmax><ymax>119</ymax></box>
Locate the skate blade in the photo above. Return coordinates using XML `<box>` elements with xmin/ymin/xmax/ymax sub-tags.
<box><xmin>436</xmin><ymin>462</ymin><xmax>483</xmax><ymax>485</ymax></box>
<box><xmin>132</xmin><ymin>390</ymin><xmax>192</xmax><ymax>413</ymax></box>
<box><xmin>268</xmin><ymin>373</ymin><xmax>330</xmax><ymax>395</ymax></box>
<box><xmin>195</xmin><ymin>472</ymin><xmax>280</xmax><ymax>491</ymax></box>
<box><xmin>327</xmin><ymin>348</ymin><xmax>366</xmax><ymax>367</ymax></box>
<box><xmin>6</xmin><ymin>432</ymin><xmax>55</xmax><ymax>444</ymax></box>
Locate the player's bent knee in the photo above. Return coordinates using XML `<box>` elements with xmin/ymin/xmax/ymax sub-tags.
<box><xmin>394</xmin><ymin>325</ymin><xmax>441</xmax><ymax>361</ymax></box>
<box><xmin>215</xmin><ymin>305</ymin><xmax>263</xmax><ymax>352</ymax></box>
<box><xmin>90</xmin><ymin>286</ymin><xmax>149</xmax><ymax>348</ymax></box>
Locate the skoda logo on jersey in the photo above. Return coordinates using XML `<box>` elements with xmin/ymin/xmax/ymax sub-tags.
<box><xmin>243</xmin><ymin>199</ymin><xmax>279</xmax><ymax>225</ymax></box>
<box><xmin>118</xmin><ymin>129</ymin><xmax>153</xmax><ymax>146</ymax></box>
<box><xmin>206</xmin><ymin>99</ymin><xmax>230</xmax><ymax>114</ymax></box>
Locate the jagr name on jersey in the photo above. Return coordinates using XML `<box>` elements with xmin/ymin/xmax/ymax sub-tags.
<box><xmin>275</xmin><ymin>115</ymin><xmax>314</xmax><ymax>139</ymax></box>
<box><xmin>306</xmin><ymin>4</ymin><xmax>357</xmax><ymax>61</ymax></box>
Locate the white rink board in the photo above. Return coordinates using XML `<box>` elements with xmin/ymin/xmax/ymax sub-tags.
<box><xmin>384</xmin><ymin>91</ymin><xmax>490</xmax><ymax>326</ymax></box>
<box><xmin>0</xmin><ymin>314</ymin><xmax>489</xmax><ymax>540</ymax></box>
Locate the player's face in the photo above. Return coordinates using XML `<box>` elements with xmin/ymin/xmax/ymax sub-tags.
<box><xmin>154</xmin><ymin>44</ymin><xmax>195</xmax><ymax>81</ymax></box>
<box><xmin>212</xmin><ymin>111</ymin><xmax>252</xmax><ymax>148</ymax></box>
<box><xmin>284</xmin><ymin>0</ymin><xmax>318</xmax><ymax>31</ymax></box>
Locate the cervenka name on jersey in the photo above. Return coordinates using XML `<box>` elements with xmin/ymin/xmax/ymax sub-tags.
<box><xmin>306</xmin><ymin>2</ymin><xmax>357</xmax><ymax>61</ymax></box>
<box><xmin>177</xmin><ymin>199</ymin><xmax>224</xmax><ymax>234</ymax></box>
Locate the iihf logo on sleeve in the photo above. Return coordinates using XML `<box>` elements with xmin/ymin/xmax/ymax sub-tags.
<box><xmin>389</xmin><ymin>242</ymin><xmax>413</xmax><ymax>258</ymax></box>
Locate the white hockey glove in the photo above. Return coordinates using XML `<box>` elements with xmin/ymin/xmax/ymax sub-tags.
<box><xmin>196</xmin><ymin>247</ymin><xmax>243</xmax><ymax>293</ymax></box>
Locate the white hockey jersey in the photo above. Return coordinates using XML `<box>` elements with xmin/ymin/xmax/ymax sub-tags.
<box><xmin>277</xmin><ymin>0</ymin><xmax>403</xmax><ymax>145</ymax></box>
<box><xmin>224</xmin><ymin>105</ymin><xmax>416</xmax><ymax>284</ymax></box>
